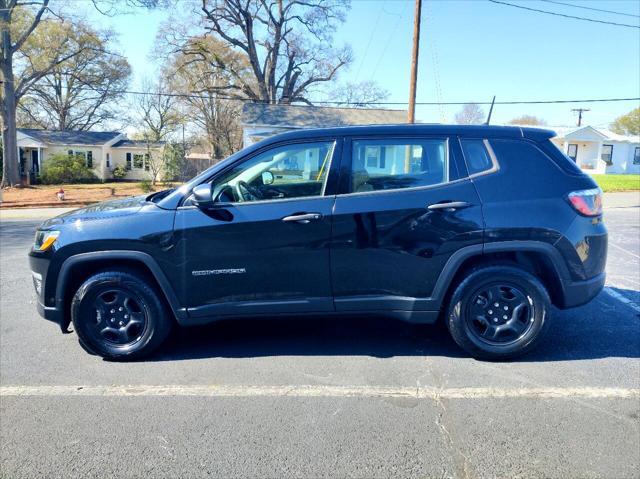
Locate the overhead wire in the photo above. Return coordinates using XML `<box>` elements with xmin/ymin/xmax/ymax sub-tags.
<box><xmin>539</xmin><ymin>0</ymin><xmax>640</xmax><ymax>19</ymax></box>
<box><xmin>487</xmin><ymin>0</ymin><xmax>640</xmax><ymax>29</ymax></box>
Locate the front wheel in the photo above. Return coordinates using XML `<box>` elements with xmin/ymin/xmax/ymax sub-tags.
<box><xmin>445</xmin><ymin>265</ymin><xmax>551</xmax><ymax>360</ymax></box>
<box><xmin>71</xmin><ymin>270</ymin><xmax>173</xmax><ymax>360</ymax></box>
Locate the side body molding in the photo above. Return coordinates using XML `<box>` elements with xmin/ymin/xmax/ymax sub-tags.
<box><xmin>56</xmin><ymin>251</ymin><xmax>188</xmax><ymax>324</ymax></box>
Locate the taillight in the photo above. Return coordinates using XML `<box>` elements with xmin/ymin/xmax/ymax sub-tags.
<box><xmin>567</xmin><ymin>188</ymin><xmax>603</xmax><ymax>216</ymax></box>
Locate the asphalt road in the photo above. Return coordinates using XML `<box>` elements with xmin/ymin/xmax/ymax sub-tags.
<box><xmin>1</xmin><ymin>208</ymin><xmax>639</xmax><ymax>478</ymax></box>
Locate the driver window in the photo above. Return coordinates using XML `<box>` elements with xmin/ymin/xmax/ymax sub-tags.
<box><xmin>212</xmin><ymin>141</ymin><xmax>336</xmax><ymax>204</ymax></box>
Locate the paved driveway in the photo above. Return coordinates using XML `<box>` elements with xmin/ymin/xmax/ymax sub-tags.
<box><xmin>1</xmin><ymin>208</ymin><xmax>638</xmax><ymax>478</ymax></box>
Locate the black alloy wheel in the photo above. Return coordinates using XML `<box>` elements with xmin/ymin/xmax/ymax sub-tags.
<box><xmin>89</xmin><ymin>289</ymin><xmax>148</xmax><ymax>346</ymax></box>
<box><xmin>465</xmin><ymin>283</ymin><xmax>534</xmax><ymax>345</ymax></box>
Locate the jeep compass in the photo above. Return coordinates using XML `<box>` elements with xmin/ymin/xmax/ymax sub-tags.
<box><xmin>29</xmin><ymin>125</ymin><xmax>607</xmax><ymax>360</ymax></box>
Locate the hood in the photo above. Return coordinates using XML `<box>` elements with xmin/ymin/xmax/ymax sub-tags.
<box><xmin>39</xmin><ymin>195</ymin><xmax>150</xmax><ymax>228</ymax></box>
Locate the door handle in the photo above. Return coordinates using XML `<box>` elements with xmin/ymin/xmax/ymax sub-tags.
<box><xmin>282</xmin><ymin>213</ymin><xmax>322</xmax><ymax>223</ymax></box>
<box><xmin>427</xmin><ymin>201</ymin><xmax>471</xmax><ymax>211</ymax></box>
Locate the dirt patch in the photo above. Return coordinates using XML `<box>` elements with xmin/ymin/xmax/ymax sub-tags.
<box><xmin>0</xmin><ymin>183</ymin><xmax>159</xmax><ymax>208</ymax></box>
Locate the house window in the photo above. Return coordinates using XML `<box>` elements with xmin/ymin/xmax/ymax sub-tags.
<box><xmin>634</xmin><ymin>147</ymin><xmax>640</xmax><ymax>165</ymax></box>
<box><xmin>67</xmin><ymin>150</ymin><xmax>92</xmax><ymax>168</ymax></box>
<box><xmin>144</xmin><ymin>153</ymin><xmax>150</xmax><ymax>171</ymax></box>
<box><xmin>106</xmin><ymin>153</ymin><xmax>111</xmax><ymax>168</ymax></box>
<box><xmin>601</xmin><ymin>144</ymin><xmax>613</xmax><ymax>165</ymax></box>
<box><xmin>365</xmin><ymin>146</ymin><xmax>380</xmax><ymax>168</ymax></box>
<box><xmin>133</xmin><ymin>153</ymin><xmax>144</xmax><ymax>169</ymax></box>
<box><xmin>126</xmin><ymin>153</ymin><xmax>132</xmax><ymax>170</ymax></box>
<box><xmin>567</xmin><ymin>144</ymin><xmax>578</xmax><ymax>162</ymax></box>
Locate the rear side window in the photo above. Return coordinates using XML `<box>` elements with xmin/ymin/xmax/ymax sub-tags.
<box><xmin>460</xmin><ymin>139</ymin><xmax>493</xmax><ymax>175</ymax></box>
<box><xmin>351</xmin><ymin>138</ymin><xmax>448</xmax><ymax>193</ymax></box>
<box><xmin>540</xmin><ymin>140</ymin><xmax>585</xmax><ymax>175</ymax></box>
<box><xmin>491</xmin><ymin>139</ymin><xmax>580</xmax><ymax>175</ymax></box>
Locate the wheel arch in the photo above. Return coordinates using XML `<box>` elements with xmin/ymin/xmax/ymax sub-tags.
<box><xmin>55</xmin><ymin>251</ymin><xmax>187</xmax><ymax>331</ymax></box>
<box><xmin>433</xmin><ymin>241</ymin><xmax>570</xmax><ymax>309</ymax></box>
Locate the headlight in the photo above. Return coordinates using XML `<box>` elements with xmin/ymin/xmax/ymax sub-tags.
<box><xmin>34</xmin><ymin>230</ymin><xmax>60</xmax><ymax>251</ymax></box>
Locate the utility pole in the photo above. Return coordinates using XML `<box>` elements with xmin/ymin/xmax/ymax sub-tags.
<box><xmin>405</xmin><ymin>0</ymin><xmax>422</xmax><ymax>173</ymax></box>
<box><xmin>572</xmin><ymin>108</ymin><xmax>590</xmax><ymax>127</ymax></box>
<box><xmin>407</xmin><ymin>0</ymin><xmax>422</xmax><ymax>124</ymax></box>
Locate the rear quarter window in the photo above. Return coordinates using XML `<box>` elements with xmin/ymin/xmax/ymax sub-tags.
<box><xmin>489</xmin><ymin>139</ymin><xmax>573</xmax><ymax>176</ymax></box>
<box><xmin>460</xmin><ymin>139</ymin><xmax>494</xmax><ymax>175</ymax></box>
<box><xmin>538</xmin><ymin>140</ymin><xmax>586</xmax><ymax>176</ymax></box>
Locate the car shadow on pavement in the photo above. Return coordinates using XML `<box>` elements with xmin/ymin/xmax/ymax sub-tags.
<box><xmin>150</xmin><ymin>288</ymin><xmax>640</xmax><ymax>362</ymax></box>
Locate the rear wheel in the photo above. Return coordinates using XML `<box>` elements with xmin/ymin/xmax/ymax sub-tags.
<box><xmin>71</xmin><ymin>270</ymin><xmax>172</xmax><ymax>360</ymax></box>
<box><xmin>445</xmin><ymin>265</ymin><xmax>550</xmax><ymax>360</ymax></box>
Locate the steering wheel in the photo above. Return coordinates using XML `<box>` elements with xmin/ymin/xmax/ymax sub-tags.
<box><xmin>236</xmin><ymin>180</ymin><xmax>262</xmax><ymax>202</ymax></box>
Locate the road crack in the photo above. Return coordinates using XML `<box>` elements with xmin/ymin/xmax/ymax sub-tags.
<box><xmin>433</xmin><ymin>392</ymin><xmax>472</xmax><ymax>479</ymax></box>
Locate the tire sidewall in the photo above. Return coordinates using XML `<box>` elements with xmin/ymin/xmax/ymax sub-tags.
<box><xmin>447</xmin><ymin>266</ymin><xmax>550</xmax><ymax>360</ymax></box>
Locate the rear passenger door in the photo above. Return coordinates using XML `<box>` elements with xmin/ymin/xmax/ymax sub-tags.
<box><xmin>330</xmin><ymin>136</ymin><xmax>484</xmax><ymax>313</ymax></box>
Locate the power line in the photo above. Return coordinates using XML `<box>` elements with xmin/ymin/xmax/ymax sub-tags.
<box><xmin>539</xmin><ymin>0</ymin><xmax>640</xmax><ymax>19</ymax></box>
<box><xmin>488</xmin><ymin>0</ymin><xmax>640</xmax><ymax>29</ymax></box>
<box><xmin>29</xmin><ymin>85</ymin><xmax>640</xmax><ymax>106</ymax></box>
<box><xmin>355</xmin><ymin>0</ymin><xmax>385</xmax><ymax>81</ymax></box>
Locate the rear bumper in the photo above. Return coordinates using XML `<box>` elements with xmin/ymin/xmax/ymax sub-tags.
<box><xmin>559</xmin><ymin>272</ymin><xmax>606</xmax><ymax>309</ymax></box>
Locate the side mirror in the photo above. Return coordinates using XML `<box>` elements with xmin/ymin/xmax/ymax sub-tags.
<box><xmin>261</xmin><ymin>171</ymin><xmax>274</xmax><ymax>185</ymax></box>
<box><xmin>192</xmin><ymin>184</ymin><xmax>214</xmax><ymax>209</ymax></box>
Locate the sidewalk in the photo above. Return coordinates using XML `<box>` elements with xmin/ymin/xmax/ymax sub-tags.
<box><xmin>0</xmin><ymin>207</ymin><xmax>76</xmax><ymax>221</ymax></box>
<box><xmin>604</xmin><ymin>191</ymin><xmax>640</xmax><ymax>209</ymax></box>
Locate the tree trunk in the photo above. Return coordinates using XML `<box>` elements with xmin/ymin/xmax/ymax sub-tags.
<box><xmin>1</xmin><ymin>12</ymin><xmax>20</xmax><ymax>188</ymax></box>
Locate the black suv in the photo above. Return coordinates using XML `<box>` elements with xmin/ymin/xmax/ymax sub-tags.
<box><xmin>29</xmin><ymin>125</ymin><xmax>607</xmax><ymax>360</ymax></box>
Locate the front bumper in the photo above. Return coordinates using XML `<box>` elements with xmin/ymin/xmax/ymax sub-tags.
<box><xmin>559</xmin><ymin>272</ymin><xmax>606</xmax><ymax>309</ymax></box>
<box><xmin>36</xmin><ymin>298</ymin><xmax>63</xmax><ymax>324</ymax></box>
<box><xmin>29</xmin><ymin>252</ymin><xmax>66</xmax><ymax>330</ymax></box>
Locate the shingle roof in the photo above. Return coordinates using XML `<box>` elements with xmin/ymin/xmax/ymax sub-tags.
<box><xmin>18</xmin><ymin>128</ymin><xmax>121</xmax><ymax>145</ymax></box>
<box><xmin>242</xmin><ymin>103</ymin><xmax>407</xmax><ymax>128</ymax></box>
<box><xmin>112</xmin><ymin>139</ymin><xmax>165</xmax><ymax>148</ymax></box>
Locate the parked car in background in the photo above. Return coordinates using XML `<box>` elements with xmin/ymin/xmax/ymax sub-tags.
<box><xmin>29</xmin><ymin>124</ymin><xmax>607</xmax><ymax>360</ymax></box>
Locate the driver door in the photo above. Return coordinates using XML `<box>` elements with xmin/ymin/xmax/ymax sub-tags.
<box><xmin>173</xmin><ymin>139</ymin><xmax>340</xmax><ymax>320</ymax></box>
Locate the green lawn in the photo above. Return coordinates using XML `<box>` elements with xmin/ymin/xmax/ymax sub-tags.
<box><xmin>591</xmin><ymin>174</ymin><xmax>640</xmax><ymax>192</ymax></box>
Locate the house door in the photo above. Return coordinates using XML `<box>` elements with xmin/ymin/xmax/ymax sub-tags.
<box><xmin>31</xmin><ymin>150</ymin><xmax>40</xmax><ymax>174</ymax></box>
<box><xmin>567</xmin><ymin>144</ymin><xmax>578</xmax><ymax>162</ymax></box>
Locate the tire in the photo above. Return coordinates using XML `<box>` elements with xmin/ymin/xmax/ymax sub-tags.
<box><xmin>71</xmin><ymin>270</ymin><xmax>173</xmax><ymax>360</ymax></box>
<box><xmin>445</xmin><ymin>265</ymin><xmax>551</xmax><ymax>360</ymax></box>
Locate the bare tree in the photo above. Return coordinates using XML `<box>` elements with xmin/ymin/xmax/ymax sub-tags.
<box><xmin>329</xmin><ymin>80</ymin><xmax>389</xmax><ymax>108</ymax></box>
<box><xmin>18</xmin><ymin>23</ymin><xmax>131</xmax><ymax>131</ymax></box>
<box><xmin>454</xmin><ymin>103</ymin><xmax>485</xmax><ymax>125</ymax></box>
<box><xmin>163</xmin><ymin>35</ymin><xmax>246</xmax><ymax>157</ymax></box>
<box><xmin>1</xmin><ymin>0</ymin><xmax>50</xmax><ymax>186</ymax></box>
<box><xmin>200</xmin><ymin>0</ymin><xmax>352</xmax><ymax>104</ymax></box>
<box><xmin>90</xmin><ymin>0</ymin><xmax>168</xmax><ymax>16</ymax></box>
<box><xmin>135</xmin><ymin>79</ymin><xmax>183</xmax><ymax>184</ymax></box>
<box><xmin>507</xmin><ymin>115</ymin><xmax>546</xmax><ymax>126</ymax></box>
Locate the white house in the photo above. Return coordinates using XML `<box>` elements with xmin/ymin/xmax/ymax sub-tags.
<box><xmin>16</xmin><ymin>129</ymin><xmax>165</xmax><ymax>183</ymax></box>
<box><xmin>547</xmin><ymin>125</ymin><xmax>639</xmax><ymax>175</ymax></box>
<box><xmin>241</xmin><ymin>103</ymin><xmax>408</xmax><ymax>148</ymax></box>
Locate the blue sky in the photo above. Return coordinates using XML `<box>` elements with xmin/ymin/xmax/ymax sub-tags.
<box><xmin>85</xmin><ymin>0</ymin><xmax>640</xmax><ymax>128</ymax></box>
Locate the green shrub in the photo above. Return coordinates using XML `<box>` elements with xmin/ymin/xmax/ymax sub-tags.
<box><xmin>111</xmin><ymin>165</ymin><xmax>128</xmax><ymax>180</ymax></box>
<box><xmin>40</xmin><ymin>153</ymin><xmax>99</xmax><ymax>184</ymax></box>
<box><xmin>139</xmin><ymin>180</ymin><xmax>155</xmax><ymax>193</ymax></box>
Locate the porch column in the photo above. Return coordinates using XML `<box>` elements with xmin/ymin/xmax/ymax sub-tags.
<box><xmin>596</xmin><ymin>142</ymin><xmax>604</xmax><ymax>173</ymax></box>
